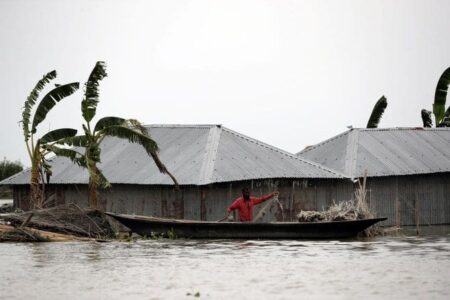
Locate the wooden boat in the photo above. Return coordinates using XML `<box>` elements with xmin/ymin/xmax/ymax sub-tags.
<box><xmin>106</xmin><ymin>213</ymin><xmax>387</xmax><ymax>239</ymax></box>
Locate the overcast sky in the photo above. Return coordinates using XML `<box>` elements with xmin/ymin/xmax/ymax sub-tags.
<box><xmin>1</xmin><ymin>0</ymin><xmax>450</xmax><ymax>166</ymax></box>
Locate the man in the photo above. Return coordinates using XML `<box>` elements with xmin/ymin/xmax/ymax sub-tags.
<box><xmin>226</xmin><ymin>188</ymin><xmax>279</xmax><ymax>222</ymax></box>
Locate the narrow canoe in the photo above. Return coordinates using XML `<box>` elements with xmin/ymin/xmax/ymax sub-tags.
<box><xmin>106</xmin><ymin>213</ymin><xmax>387</xmax><ymax>239</ymax></box>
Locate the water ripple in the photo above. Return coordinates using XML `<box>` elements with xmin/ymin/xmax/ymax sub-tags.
<box><xmin>0</xmin><ymin>235</ymin><xmax>449</xmax><ymax>299</ymax></box>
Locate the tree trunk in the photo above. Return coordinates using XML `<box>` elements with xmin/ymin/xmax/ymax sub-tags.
<box><xmin>30</xmin><ymin>160</ymin><xmax>43</xmax><ymax>210</ymax></box>
<box><xmin>89</xmin><ymin>179</ymin><xmax>98</xmax><ymax>209</ymax></box>
<box><xmin>88</xmin><ymin>164</ymin><xmax>99</xmax><ymax>209</ymax></box>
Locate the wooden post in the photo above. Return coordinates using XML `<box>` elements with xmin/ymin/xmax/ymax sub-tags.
<box><xmin>415</xmin><ymin>191</ymin><xmax>420</xmax><ymax>235</ymax></box>
<box><xmin>161</xmin><ymin>189</ymin><xmax>167</xmax><ymax>218</ymax></box>
<box><xmin>395</xmin><ymin>177</ymin><xmax>400</xmax><ymax>227</ymax></box>
<box><xmin>200</xmin><ymin>189</ymin><xmax>206</xmax><ymax>221</ymax></box>
<box><xmin>291</xmin><ymin>180</ymin><xmax>295</xmax><ymax>221</ymax></box>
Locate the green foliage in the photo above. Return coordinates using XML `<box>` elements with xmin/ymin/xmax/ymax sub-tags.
<box><xmin>433</xmin><ymin>67</ymin><xmax>450</xmax><ymax>124</ymax></box>
<box><xmin>366</xmin><ymin>96</ymin><xmax>387</xmax><ymax>129</ymax></box>
<box><xmin>421</xmin><ymin>109</ymin><xmax>433</xmax><ymax>127</ymax></box>
<box><xmin>43</xmin><ymin>145</ymin><xmax>86</xmax><ymax>167</ymax></box>
<box><xmin>93</xmin><ymin>116</ymin><xmax>126</xmax><ymax>132</ymax></box>
<box><xmin>31</xmin><ymin>83</ymin><xmax>79</xmax><ymax>133</ymax></box>
<box><xmin>150</xmin><ymin>232</ymin><xmax>163</xmax><ymax>239</ymax></box>
<box><xmin>81</xmin><ymin>61</ymin><xmax>107</xmax><ymax>122</ymax></box>
<box><xmin>22</xmin><ymin>70</ymin><xmax>57</xmax><ymax>140</ymax></box>
<box><xmin>100</xmin><ymin>125</ymin><xmax>159</xmax><ymax>154</ymax></box>
<box><xmin>39</xmin><ymin>128</ymin><xmax>78</xmax><ymax>144</ymax></box>
<box><xmin>166</xmin><ymin>228</ymin><xmax>177</xmax><ymax>239</ymax></box>
<box><xmin>422</xmin><ymin>67</ymin><xmax>450</xmax><ymax>127</ymax></box>
<box><xmin>0</xmin><ymin>158</ymin><xmax>23</xmax><ymax>181</ymax></box>
<box><xmin>20</xmin><ymin>69</ymin><xmax>80</xmax><ymax>209</ymax></box>
<box><xmin>58</xmin><ymin>61</ymin><xmax>178</xmax><ymax>208</ymax></box>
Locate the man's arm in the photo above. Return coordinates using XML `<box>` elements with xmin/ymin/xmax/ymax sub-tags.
<box><xmin>227</xmin><ymin>198</ymin><xmax>241</xmax><ymax>214</ymax></box>
<box><xmin>252</xmin><ymin>191</ymin><xmax>279</xmax><ymax>205</ymax></box>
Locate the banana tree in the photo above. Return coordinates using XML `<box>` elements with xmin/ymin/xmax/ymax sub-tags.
<box><xmin>22</xmin><ymin>71</ymin><xmax>79</xmax><ymax>209</ymax></box>
<box><xmin>421</xmin><ymin>67</ymin><xmax>450</xmax><ymax>127</ymax></box>
<box><xmin>366</xmin><ymin>96</ymin><xmax>387</xmax><ymax>128</ymax></box>
<box><xmin>55</xmin><ymin>62</ymin><xmax>178</xmax><ymax>209</ymax></box>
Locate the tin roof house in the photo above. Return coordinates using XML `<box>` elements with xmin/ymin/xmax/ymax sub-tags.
<box><xmin>2</xmin><ymin>125</ymin><xmax>347</xmax><ymax>222</ymax></box>
<box><xmin>298</xmin><ymin>128</ymin><xmax>450</xmax><ymax>226</ymax></box>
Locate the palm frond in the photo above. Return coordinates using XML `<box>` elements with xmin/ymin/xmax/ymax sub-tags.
<box><xmin>97</xmin><ymin>169</ymin><xmax>111</xmax><ymax>189</ymax></box>
<box><xmin>437</xmin><ymin>117</ymin><xmax>450</xmax><ymax>127</ymax></box>
<box><xmin>433</xmin><ymin>67</ymin><xmax>450</xmax><ymax>124</ymax></box>
<box><xmin>94</xmin><ymin>116</ymin><xmax>126</xmax><ymax>132</ymax></box>
<box><xmin>44</xmin><ymin>145</ymin><xmax>86</xmax><ymax>167</ymax></box>
<box><xmin>421</xmin><ymin>109</ymin><xmax>433</xmax><ymax>127</ymax></box>
<box><xmin>150</xmin><ymin>152</ymin><xmax>179</xmax><ymax>187</ymax></box>
<box><xmin>366</xmin><ymin>96</ymin><xmax>387</xmax><ymax>128</ymax></box>
<box><xmin>41</xmin><ymin>159</ymin><xmax>53</xmax><ymax>183</ymax></box>
<box><xmin>39</xmin><ymin>128</ymin><xmax>77</xmax><ymax>144</ymax></box>
<box><xmin>101</xmin><ymin>125</ymin><xmax>159</xmax><ymax>154</ymax></box>
<box><xmin>22</xmin><ymin>70</ymin><xmax>57</xmax><ymax>140</ymax></box>
<box><xmin>101</xmin><ymin>125</ymin><xmax>178</xmax><ymax>187</ymax></box>
<box><xmin>127</xmin><ymin>119</ymin><xmax>149</xmax><ymax>135</ymax></box>
<box><xmin>81</xmin><ymin>61</ymin><xmax>107</xmax><ymax>122</ymax></box>
<box><xmin>439</xmin><ymin>106</ymin><xmax>450</xmax><ymax>127</ymax></box>
<box><xmin>31</xmin><ymin>83</ymin><xmax>80</xmax><ymax>133</ymax></box>
<box><xmin>55</xmin><ymin>135</ymin><xmax>88</xmax><ymax>147</ymax></box>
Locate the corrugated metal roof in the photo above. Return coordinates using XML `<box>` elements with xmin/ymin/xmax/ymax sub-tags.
<box><xmin>297</xmin><ymin>127</ymin><xmax>450</xmax><ymax>178</ymax></box>
<box><xmin>2</xmin><ymin>125</ymin><xmax>343</xmax><ymax>186</ymax></box>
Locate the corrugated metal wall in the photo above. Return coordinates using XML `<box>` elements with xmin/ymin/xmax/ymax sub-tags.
<box><xmin>12</xmin><ymin>173</ymin><xmax>450</xmax><ymax>226</ymax></box>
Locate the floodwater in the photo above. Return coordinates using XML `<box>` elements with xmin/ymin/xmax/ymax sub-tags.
<box><xmin>1</xmin><ymin>230</ymin><xmax>450</xmax><ymax>300</ymax></box>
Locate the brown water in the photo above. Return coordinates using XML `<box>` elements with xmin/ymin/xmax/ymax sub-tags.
<box><xmin>1</xmin><ymin>232</ymin><xmax>449</xmax><ymax>299</ymax></box>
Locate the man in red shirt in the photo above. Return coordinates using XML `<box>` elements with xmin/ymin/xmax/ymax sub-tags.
<box><xmin>226</xmin><ymin>188</ymin><xmax>279</xmax><ymax>222</ymax></box>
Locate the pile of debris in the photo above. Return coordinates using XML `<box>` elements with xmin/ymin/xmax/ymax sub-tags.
<box><xmin>297</xmin><ymin>173</ymin><xmax>383</xmax><ymax>237</ymax></box>
<box><xmin>0</xmin><ymin>224</ymin><xmax>49</xmax><ymax>242</ymax></box>
<box><xmin>0</xmin><ymin>203</ymin><xmax>13</xmax><ymax>213</ymax></box>
<box><xmin>297</xmin><ymin>199</ymin><xmax>373</xmax><ymax>222</ymax></box>
<box><xmin>1</xmin><ymin>203</ymin><xmax>115</xmax><ymax>239</ymax></box>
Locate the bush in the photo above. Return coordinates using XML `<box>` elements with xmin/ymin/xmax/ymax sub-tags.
<box><xmin>0</xmin><ymin>158</ymin><xmax>23</xmax><ymax>181</ymax></box>
<box><xmin>0</xmin><ymin>158</ymin><xmax>23</xmax><ymax>198</ymax></box>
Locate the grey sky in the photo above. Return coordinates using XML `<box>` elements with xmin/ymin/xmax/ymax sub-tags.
<box><xmin>1</xmin><ymin>0</ymin><xmax>449</xmax><ymax>166</ymax></box>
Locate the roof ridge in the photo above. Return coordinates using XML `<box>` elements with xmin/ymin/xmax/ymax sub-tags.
<box><xmin>344</xmin><ymin>129</ymin><xmax>359</xmax><ymax>178</ymax></box>
<box><xmin>221</xmin><ymin>126</ymin><xmax>346</xmax><ymax>178</ymax></box>
<box><xmin>350</xmin><ymin>127</ymin><xmax>450</xmax><ymax>132</ymax></box>
<box><xmin>198</xmin><ymin>125</ymin><xmax>223</xmax><ymax>184</ymax></box>
<box><xmin>144</xmin><ymin>124</ymin><xmax>220</xmax><ymax>129</ymax></box>
<box><xmin>297</xmin><ymin>129</ymin><xmax>353</xmax><ymax>155</ymax></box>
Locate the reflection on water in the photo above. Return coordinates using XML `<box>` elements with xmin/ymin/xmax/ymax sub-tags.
<box><xmin>1</xmin><ymin>232</ymin><xmax>449</xmax><ymax>299</ymax></box>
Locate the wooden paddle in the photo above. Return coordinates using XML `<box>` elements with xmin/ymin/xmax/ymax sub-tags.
<box><xmin>217</xmin><ymin>215</ymin><xmax>233</xmax><ymax>222</ymax></box>
<box><xmin>217</xmin><ymin>216</ymin><xmax>228</xmax><ymax>222</ymax></box>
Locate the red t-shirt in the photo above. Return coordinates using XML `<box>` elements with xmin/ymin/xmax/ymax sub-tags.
<box><xmin>227</xmin><ymin>193</ymin><xmax>275</xmax><ymax>222</ymax></box>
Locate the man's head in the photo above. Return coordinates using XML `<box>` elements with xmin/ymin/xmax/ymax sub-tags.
<box><xmin>242</xmin><ymin>187</ymin><xmax>250</xmax><ymax>200</ymax></box>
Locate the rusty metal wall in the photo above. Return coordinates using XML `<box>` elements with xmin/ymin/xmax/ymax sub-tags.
<box><xmin>11</xmin><ymin>173</ymin><xmax>450</xmax><ymax>226</ymax></box>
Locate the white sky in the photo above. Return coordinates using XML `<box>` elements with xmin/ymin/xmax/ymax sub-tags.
<box><xmin>1</xmin><ymin>0</ymin><xmax>450</xmax><ymax>166</ymax></box>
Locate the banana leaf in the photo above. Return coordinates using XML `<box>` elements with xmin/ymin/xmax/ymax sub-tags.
<box><xmin>31</xmin><ymin>83</ymin><xmax>79</xmax><ymax>133</ymax></box>
<box><xmin>81</xmin><ymin>61</ymin><xmax>107</xmax><ymax>123</ymax></box>
<box><xmin>22</xmin><ymin>70</ymin><xmax>57</xmax><ymax>140</ymax></box>
<box><xmin>433</xmin><ymin>67</ymin><xmax>450</xmax><ymax>124</ymax></box>
<box><xmin>366</xmin><ymin>96</ymin><xmax>387</xmax><ymax>128</ymax></box>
